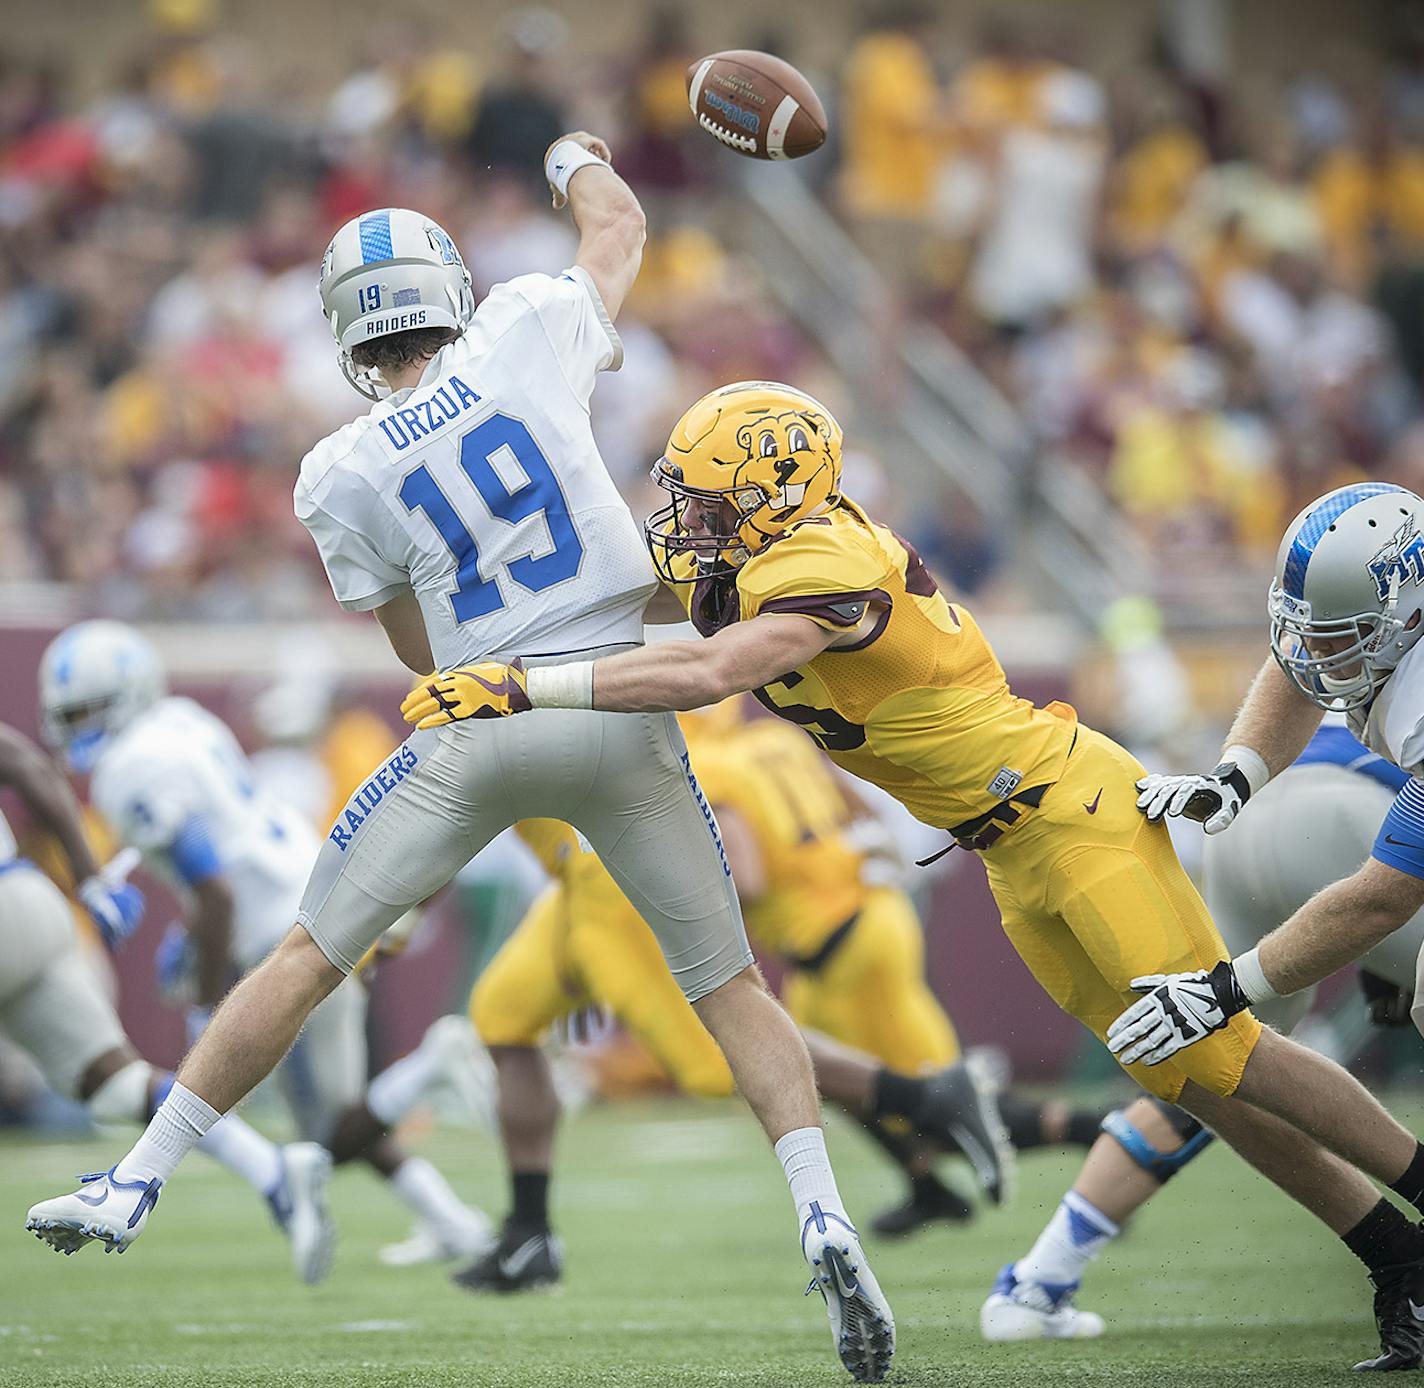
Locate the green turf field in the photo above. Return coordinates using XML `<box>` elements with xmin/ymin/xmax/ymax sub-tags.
<box><xmin>0</xmin><ymin>1096</ymin><xmax>1398</xmax><ymax>1387</ymax></box>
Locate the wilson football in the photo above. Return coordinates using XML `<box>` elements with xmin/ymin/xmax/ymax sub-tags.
<box><xmin>686</xmin><ymin>49</ymin><xmax>827</xmax><ymax>161</ymax></box>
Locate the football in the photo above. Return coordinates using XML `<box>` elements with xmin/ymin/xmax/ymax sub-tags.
<box><xmin>685</xmin><ymin>49</ymin><xmax>827</xmax><ymax>160</ymax></box>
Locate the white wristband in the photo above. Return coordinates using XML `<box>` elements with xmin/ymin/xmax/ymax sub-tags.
<box><xmin>1223</xmin><ymin>744</ymin><xmax>1270</xmax><ymax>798</ymax></box>
<box><xmin>545</xmin><ymin>141</ymin><xmax>607</xmax><ymax>200</ymax></box>
<box><xmin>526</xmin><ymin>661</ymin><xmax>595</xmax><ymax>710</ymax></box>
<box><xmin>1231</xmin><ymin>945</ymin><xmax>1278</xmax><ymax>1004</ymax></box>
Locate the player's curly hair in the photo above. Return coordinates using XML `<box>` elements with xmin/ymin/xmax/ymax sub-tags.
<box><xmin>351</xmin><ymin>326</ymin><xmax>461</xmax><ymax>374</ymax></box>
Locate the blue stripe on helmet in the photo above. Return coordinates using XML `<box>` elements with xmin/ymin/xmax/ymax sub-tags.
<box><xmin>358</xmin><ymin>210</ymin><xmax>394</xmax><ymax>265</ymax></box>
<box><xmin>1282</xmin><ymin>483</ymin><xmax>1407</xmax><ymax>599</ymax></box>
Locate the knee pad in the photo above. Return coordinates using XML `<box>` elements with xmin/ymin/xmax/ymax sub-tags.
<box><xmin>1101</xmin><ymin>1099</ymin><xmax>1214</xmax><ymax>1182</ymax></box>
<box><xmin>85</xmin><ymin>1060</ymin><xmax>153</xmax><ymax>1125</ymax></box>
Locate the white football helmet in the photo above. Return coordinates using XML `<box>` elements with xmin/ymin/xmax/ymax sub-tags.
<box><xmin>39</xmin><ymin>621</ymin><xmax>165</xmax><ymax>772</ymax></box>
<box><xmin>319</xmin><ymin>207</ymin><xmax>475</xmax><ymax>400</ymax></box>
<box><xmin>1268</xmin><ymin>482</ymin><xmax>1424</xmax><ymax>711</ymax></box>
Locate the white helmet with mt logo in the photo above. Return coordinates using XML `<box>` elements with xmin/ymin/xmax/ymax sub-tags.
<box><xmin>1269</xmin><ymin>482</ymin><xmax>1424</xmax><ymax>711</ymax></box>
<box><xmin>38</xmin><ymin>621</ymin><xmax>165</xmax><ymax>772</ymax></box>
<box><xmin>319</xmin><ymin>207</ymin><xmax>475</xmax><ymax>400</ymax></box>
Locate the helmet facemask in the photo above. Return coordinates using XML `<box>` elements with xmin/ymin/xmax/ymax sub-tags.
<box><xmin>338</xmin><ymin>353</ymin><xmax>393</xmax><ymax>403</ymax></box>
<box><xmin>645</xmin><ymin>462</ymin><xmax>771</xmax><ymax>583</ymax></box>
<box><xmin>1268</xmin><ymin>581</ymin><xmax>1409</xmax><ymax>711</ymax></box>
<box><xmin>41</xmin><ymin>697</ymin><xmax>121</xmax><ymax>772</ymax></box>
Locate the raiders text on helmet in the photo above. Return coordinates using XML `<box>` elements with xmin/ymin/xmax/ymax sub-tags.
<box><xmin>319</xmin><ymin>208</ymin><xmax>475</xmax><ymax>400</ymax></box>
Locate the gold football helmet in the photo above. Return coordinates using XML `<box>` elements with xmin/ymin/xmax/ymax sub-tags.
<box><xmin>645</xmin><ymin>381</ymin><xmax>843</xmax><ymax>582</ymax></box>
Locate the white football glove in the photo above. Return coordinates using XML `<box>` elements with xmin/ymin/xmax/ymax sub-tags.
<box><xmin>843</xmin><ymin>816</ymin><xmax>911</xmax><ymax>890</ymax></box>
<box><xmin>1134</xmin><ymin>761</ymin><xmax>1255</xmax><ymax>835</ymax></box>
<box><xmin>1106</xmin><ymin>961</ymin><xmax>1250</xmax><ymax>1067</ymax></box>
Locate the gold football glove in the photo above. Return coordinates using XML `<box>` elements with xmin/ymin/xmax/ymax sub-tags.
<box><xmin>401</xmin><ymin>659</ymin><xmax>532</xmax><ymax>728</ymax></box>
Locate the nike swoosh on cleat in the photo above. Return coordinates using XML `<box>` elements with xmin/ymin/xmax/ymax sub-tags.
<box><xmin>1408</xmin><ymin>1298</ymin><xmax>1424</xmax><ymax>1321</ymax></box>
<box><xmin>1385</xmin><ymin>834</ymin><xmax>1424</xmax><ymax>851</ymax></box>
<box><xmin>74</xmin><ymin>1187</ymin><xmax>109</xmax><ymax>1207</ymax></box>
<box><xmin>948</xmin><ymin>1122</ymin><xmax>995</xmax><ymax>1186</ymax></box>
<box><xmin>1084</xmin><ymin>789</ymin><xmax>1103</xmax><ymax>814</ymax></box>
<box><xmin>497</xmin><ymin>1237</ymin><xmax>545</xmax><ymax>1281</ymax></box>
<box><xmin>831</xmin><ymin>1260</ymin><xmax>860</xmax><ymax>1300</ymax></box>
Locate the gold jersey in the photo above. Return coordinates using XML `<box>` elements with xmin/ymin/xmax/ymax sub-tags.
<box><xmin>687</xmin><ymin>717</ymin><xmax>867</xmax><ymax>961</ymax></box>
<box><xmin>675</xmin><ymin>498</ymin><xmax>1077</xmax><ymax>830</ymax></box>
<box><xmin>513</xmin><ymin>717</ymin><xmax>871</xmax><ymax>962</ymax></box>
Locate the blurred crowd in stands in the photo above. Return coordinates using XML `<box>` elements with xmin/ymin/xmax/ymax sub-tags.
<box><xmin>837</xmin><ymin>2</ymin><xmax>1424</xmax><ymax>598</ymax></box>
<box><xmin>6</xmin><ymin>0</ymin><xmax>1424</xmax><ymax>622</ymax></box>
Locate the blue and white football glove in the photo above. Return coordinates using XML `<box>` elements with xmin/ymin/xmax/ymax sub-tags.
<box><xmin>154</xmin><ymin>921</ymin><xmax>195</xmax><ymax>1003</ymax></box>
<box><xmin>77</xmin><ymin>876</ymin><xmax>145</xmax><ymax>952</ymax></box>
<box><xmin>1106</xmin><ymin>961</ymin><xmax>1250</xmax><ymax>1067</ymax></box>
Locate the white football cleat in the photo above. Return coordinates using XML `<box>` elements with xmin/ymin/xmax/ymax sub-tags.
<box><xmin>25</xmin><ymin>1166</ymin><xmax>162</xmax><ymax>1256</ymax></box>
<box><xmin>980</xmin><ymin>1263</ymin><xmax>1105</xmax><ymax>1341</ymax></box>
<box><xmin>379</xmin><ymin>1212</ymin><xmax>494</xmax><ymax>1267</ymax></box>
<box><xmin>275</xmin><ymin>1142</ymin><xmax>336</xmax><ymax>1285</ymax></box>
<box><xmin>802</xmin><ymin>1203</ymin><xmax>895</xmax><ymax>1382</ymax></box>
<box><xmin>423</xmin><ymin>1015</ymin><xmax>498</xmax><ymax>1130</ymax></box>
<box><xmin>379</xmin><ymin>1220</ymin><xmax>448</xmax><ymax>1267</ymax></box>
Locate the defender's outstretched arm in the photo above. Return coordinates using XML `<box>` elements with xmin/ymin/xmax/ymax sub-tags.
<box><xmin>589</xmin><ymin>614</ymin><xmax>838</xmax><ymax>712</ymax></box>
<box><xmin>401</xmin><ymin>613</ymin><xmax>840</xmax><ymax>726</ymax></box>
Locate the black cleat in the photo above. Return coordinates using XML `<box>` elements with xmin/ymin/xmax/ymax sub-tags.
<box><xmin>1355</xmin><ymin>1261</ymin><xmax>1424</xmax><ymax>1371</ymax></box>
<box><xmin>451</xmin><ymin>1221</ymin><xmax>563</xmax><ymax>1294</ymax></box>
<box><xmin>910</xmin><ymin>1061</ymin><xmax>1015</xmax><ymax>1205</ymax></box>
<box><xmin>870</xmin><ymin>1175</ymin><xmax>974</xmax><ymax>1238</ymax></box>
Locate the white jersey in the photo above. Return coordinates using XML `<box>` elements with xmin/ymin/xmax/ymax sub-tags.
<box><xmin>295</xmin><ymin>267</ymin><xmax>658</xmax><ymax>667</ymax></box>
<box><xmin>91</xmin><ymin>698</ymin><xmax>320</xmax><ymax>965</ymax></box>
<box><xmin>1350</xmin><ymin>637</ymin><xmax>1424</xmax><ymax>775</ymax></box>
<box><xmin>0</xmin><ymin>802</ymin><xmax>17</xmax><ymax>866</ymax></box>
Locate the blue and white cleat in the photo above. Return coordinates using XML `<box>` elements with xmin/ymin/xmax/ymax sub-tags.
<box><xmin>25</xmin><ymin>1166</ymin><xmax>161</xmax><ymax>1256</ymax></box>
<box><xmin>802</xmin><ymin>1203</ymin><xmax>895</xmax><ymax>1382</ymax></box>
<box><xmin>267</xmin><ymin>1142</ymin><xmax>336</xmax><ymax>1285</ymax></box>
<box><xmin>980</xmin><ymin>1263</ymin><xmax>1105</xmax><ymax>1341</ymax></box>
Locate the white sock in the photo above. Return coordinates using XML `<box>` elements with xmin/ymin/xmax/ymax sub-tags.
<box><xmin>195</xmin><ymin>1113</ymin><xmax>284</xmax><ymax>1198</ymax></box>
<box><xmin>1015</xmin><ymin>1190</ymin><xmax>1119</xmax><ymax>1289</ymax></box>
<box><xmin>113</xmin><ymin>1082</ymin><xmax>222</xmax><ymax>1185</ymax></box>
<box><xmin>390</xmin><ymin>1156</ymin><xmax>483</xmax><ymax>1236</ymax></box>
<box><xmin>366</xmin><ymin>1039</ymin><xmax>443</xmax><ymax>1127</ymax></box>
<box><xmin>774</xmin><ymin>1126</ymin><xmax>847</xmax><ymax>1235</ymax></box>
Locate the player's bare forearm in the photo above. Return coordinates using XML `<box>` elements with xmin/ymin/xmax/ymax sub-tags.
<box><xmin>590</xmin><ymin>639</ymin><xmax>751</xmax><ymax>711</ymax></box>
<box><xmin>0</xmin><ymin>723</ymin><xmax>101</xmax><ymax>882</ymax></box>
<box><xmin>1222</xmin><ymin>658</ymin><xmax>1324</xmax><ymax>777</ymax></box>
<box><xmin>1256</xmin><ymin>859</ymin><xmax>1424</xmax><ymax>996</ymax></box>
<box><xmin>591</xmin><ymin>615</ymin><xmax>835</xmax><ymax>713</ymax></box>
<box><xmin>188</xmin><ymin>876</ymin><xmax>236</xmax><ymax>1007</ymax></box>
<box><xmin>560</xmin><ymin>137</ymin><xmax>646</xmax><ymax>319</ymax></box>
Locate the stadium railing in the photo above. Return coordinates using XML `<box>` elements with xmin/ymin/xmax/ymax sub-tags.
<box><xmin>737</xmin><ymin>163</ymin><xmax>1148</xmax><ymax>627</ymax></box>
